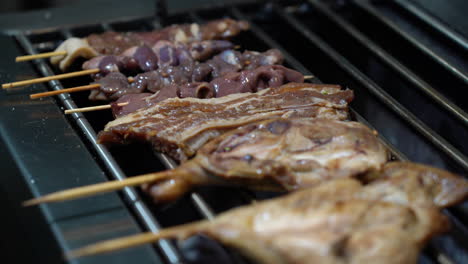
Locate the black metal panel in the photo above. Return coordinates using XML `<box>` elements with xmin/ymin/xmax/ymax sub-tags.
<box><xmin>0</xmin><ymin>34</ymin><xmax>162</xmax><ymax>263</ymax></box>
<box><xmin>352</xmin><ymin>0</ymin><xmax>468</xmax><ymax>84</ymax></box>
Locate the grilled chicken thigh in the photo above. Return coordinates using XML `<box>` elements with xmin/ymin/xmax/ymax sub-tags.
<box><xmin>142</xmin><ymin>118</ymin><xmax>388</xmax><ymax>202</ymax></box>
<box><xmin>71</xmin><ymin>162</ymin><xmax>468</xmax><ymax>264</ymax></box>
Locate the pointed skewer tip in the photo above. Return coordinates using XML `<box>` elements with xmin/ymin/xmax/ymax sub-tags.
<box><xmin>22</xmin><ymin>198</ymin><xmax>42</xmax><ymax>207</ymax></box>
<box><xmin>20</xmin><ymin>170</ymin><xmax>179</xmax><ymax>206</ymax></box>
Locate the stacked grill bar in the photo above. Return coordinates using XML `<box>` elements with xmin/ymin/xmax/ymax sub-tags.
<box><xmin>13</xmin><ymin>1</ymin><xmax>468</xmax><ymax>264</ymax></box>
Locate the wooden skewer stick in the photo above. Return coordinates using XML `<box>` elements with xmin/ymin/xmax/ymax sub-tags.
<box><xmin>15</xmin><ymin>50</ymin><xmax>68</xmax><ymax>62</ymax></box>
<box><xmin>30</xmin><ymin>83</ymin><xmax>100</xmax><ymax>99</ymax></box>
<box><xmin>30</xmin><ymin>77</ymin><xmax>134</xmax><ymax>99</ymax></box>
<box><xmin>22</xmin><ymin>168</ymin><xmax>186</xmax><ymax>206</ymax></box>
<box><xmin>64</xmin><ymin>102</ymin><xmax>129</xmax><ymax>114</ymax></box>
<box><xmin>304</xmin><ymin>75</ymin><xmax>314</xmax><ymax>80</ymax></box>
<box><xmin>69</xmin><ymin>232</ymin><xmax>170</xmax><ymax>259</ymax></box>
<box><xmin>2</xmin><ymin>68</ymin><xmax>100</xmax><ymax>89</ymax></box>
<box><xmin>68</xmin><ymin>223</ymin><xmax>201</xmax><ymax>259</ymax></box>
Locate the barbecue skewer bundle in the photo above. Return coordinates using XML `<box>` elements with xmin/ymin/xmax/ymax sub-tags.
<box><xmin>6</xmin><ymin>18</ymin><xmax>467</xmax><ymax>264</ymax></box>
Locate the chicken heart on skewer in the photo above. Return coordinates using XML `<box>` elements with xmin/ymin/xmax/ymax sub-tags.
<box><xmin>82</xmin><ymin>40</ymin><xmax>235</xmax><ymax>78</ymax></box>
<box><xmin>51</xmin><ymin>18</ymin><xmax>249</xmax><ymax>71</ymax></box>
<box><xmin>69</xmin><ymin>161</ymin><xmax>468</xmax><ymax>264</ymax></box>
<box><xmin>98</xmin><ymin>82</ymin><xmax>355</xmax><ymax>162</ymax></box>
<box><xmin>111</xmin><ymin>64</ymin><xmax>303</xmax><ymax>116</ymax></box>
<box><xmin>87</xmin><ymin>48</ymin><xmax>284</xmax><ymax>101</ymax></box>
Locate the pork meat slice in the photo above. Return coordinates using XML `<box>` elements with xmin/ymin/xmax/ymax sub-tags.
<box><xmin>98</xmin><ymin>83</ymin><xmax>354</xmax><ymax>161</ymax></box>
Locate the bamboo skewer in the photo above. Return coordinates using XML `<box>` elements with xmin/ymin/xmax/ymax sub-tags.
<box><xmin>69</xmin><ymin>232</ymin><xmax>170</xmax><ymax>259</ymax></box>
<box><xmin>15</xmin><ymin>51</ymin><xmax>68</xmax><ymax>62</ymax></box>
<box><xmin>30</xmin><ymin>77</ymin><xmax>134</xmax><ymax>99</ymax></box>
<box><xmin>22</xmin><ymin>168</ymin><xmax>187</xmax><ymax>206</ymax></box>
<box><xmin>2</xmin><ymin>68</ymin><xmax>100</xmax><ymax>89</ymax></box>
<box><xmin>304</xmin><ymin>75</ymin><xmax>313</xmax><ymax>79</ymax></box>
<box><xmin>68</xmin><ymin>223</ymin><xmax>200</xmax><ymax>259</ymax></box>
<box><xmin>30</xmin><ymin>83</ymin><xmax>100</xmax><ymax>99</ymax></box>
<box><xmin>64</xmin><ymin>102</ymin><xmax>129</xmax><ymax>114</ymax></box>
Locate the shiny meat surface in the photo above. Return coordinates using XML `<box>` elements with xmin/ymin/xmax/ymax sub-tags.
<box><xmin>87</xmin><ymin>19</ymin><xmax>249</xmax><ymax>55</ymax></box>
<box><xmin>141</xmin><ymin>118</ymin><xmax>387</xmax><ymax>202</ymax></box>
<box><xmin>111</xmin><ymin>65</ymin><xmax>304</xmax><ymax>117</ymax></box>
<box><xmin>51</xmin><ymin>19</ymin><xmax>248</xmax><ymax>71</ymax></box>
<box><xmin>88</xmin><ymin>49</ymin><xmax>284</xmax><ymax>101</ymax></box>
<box><xmin>98</xmin><ymin>83</ymin><xmax>354</xmax><ymax>161</ymax></box>
<box><xmin>139</xmin><ymin>162</ymin><xmax>467</xmax><ymax>264</ymax></box>
<box><xmin>82</xmin><ymin>40</ymin><xmax>234</xmax><ymax>77</ymax></box>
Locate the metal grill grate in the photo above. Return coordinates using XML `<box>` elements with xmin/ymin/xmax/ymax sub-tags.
<box><xmin>8</xmin><ymin>0</ymin><xmax>468</xmax><ymax>263</ymax></box>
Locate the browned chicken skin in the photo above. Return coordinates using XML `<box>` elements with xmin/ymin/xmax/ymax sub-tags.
<box><xmin>142</xmin><ymin>118</ymin><xmax>388</xmax><ymax>203</ymax></box>
<box><xmin>148</xmin><ymin>162</ymin><xmax>467</xmax><ymax>264</ymax></box>
<box><xmin>72</xmin><ymin>162</ymin><xmax>467</xmax><ymax>264</ymax></box>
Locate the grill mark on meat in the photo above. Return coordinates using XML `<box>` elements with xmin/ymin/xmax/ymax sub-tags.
<box><xmin>99</xmin><ymin>83</ymin><xmax>354</xmax><ymax>161</ymax></box>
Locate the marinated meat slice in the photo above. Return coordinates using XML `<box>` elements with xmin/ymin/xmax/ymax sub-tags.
<box><xmin>51</xmin><ymin>19</ymin><xmax>249</xmax><ymax>71</ymax></box>
<box><xmin>98</xmin><ymin>83</ymin><xmax>354</xmax><ymax>161</ymax></box>
<box><xmin>141</xmin><ymin>118</ymin><xmax>387</xmax><ymax>202</ymax></box>
<box><xmin>72</xmin><ymin>162</ymin><xmax>468</xmax><ymax>263</ymax></box>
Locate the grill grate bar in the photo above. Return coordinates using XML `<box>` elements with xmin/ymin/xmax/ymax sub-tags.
<box><xmin>393</xmin><ymin>0</ymin><xmax>468</xmax><ymax>50</ymax></box>
<box><xmin>228</xmin><ymin>6</ymin><xmax>406</xmax><ymax>162</ymax></box>
<box><xmin>221</xmin><ymin>7</ymin><xmax>457</xmax><ymax>263</ymax></box>
<box><xmin>230</xmin><ymin>7</ymin><xmax>311</xmax><ymax>77</ymax></box>
<box><xmin>307</xmin><ymin>0</ymin><xmax>468</xmax><ymax>126</ymax></box>
<box><xmin>15</xmin><ymin>33</ymin><xmax>183</xmax><ymax>264</ymax></box>
<box><xmin>273</xmin><ymin>4</ymin><xmax>468</xmax><ymax>172</ymax></box>
<box><xmin>353</xmin><ymin>0</ymin><xmax>468</xmax><ymax>84</ymax></box>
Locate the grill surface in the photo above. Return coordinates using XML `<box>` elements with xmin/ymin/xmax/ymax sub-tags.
<box><xmin>0</xmin><ymin>0</ymin><xmax>467</xmax><ymax>263</ymax></box>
